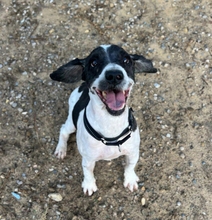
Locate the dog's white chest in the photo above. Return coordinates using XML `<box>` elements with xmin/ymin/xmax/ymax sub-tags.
<box><xmin>76</xmin><ymin>120</ymin><xmax>140</xmax><ymax>161</ymax></box>
<box><xmin>78</xmin><ymin>137</ymin><xmax>128</xmax><ymax>161</ymax></box>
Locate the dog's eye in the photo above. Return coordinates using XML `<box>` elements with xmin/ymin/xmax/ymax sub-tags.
<box><xmin>123</xmin><ymin>57</ymin><xmax>130</xmax><ymax>64</ymax></box>
<box><xmin>91</xmin><ymin>60</ymin><xmax>98</xmax><ymax>67</ymax></box>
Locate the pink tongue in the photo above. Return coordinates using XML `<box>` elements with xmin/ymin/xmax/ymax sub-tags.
<box><xmin>105</xmin><ymin>91</ymin><xmax>125</xmax><ymax>110</ymax></box>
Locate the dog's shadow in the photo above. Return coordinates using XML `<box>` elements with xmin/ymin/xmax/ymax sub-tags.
<box><xmin>66</xmin><ymin>133</ymin><xmax>78</xmax><ymax>156</ymax></box>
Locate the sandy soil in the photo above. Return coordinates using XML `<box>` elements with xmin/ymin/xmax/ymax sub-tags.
<box><xmin>0</xmin><ymin>0</ymin><xmax>212</xmax><ymax>219</ymax></box>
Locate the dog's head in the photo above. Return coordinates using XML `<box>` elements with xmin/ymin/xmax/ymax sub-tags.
<box><xmin>50</xmin><ymin>45</ymin><xmax>157</xmax><ymax>115</ymax></box>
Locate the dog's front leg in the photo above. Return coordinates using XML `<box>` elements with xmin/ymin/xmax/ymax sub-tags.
<box><xmin>124</xmin><ymin>152</ymin><xmax>139</xmax><ymax>192</ymax></box>
<box><xmin>81</xmin><ymin>158</ymin><xmax>98</xmax><ymax>196</ymax></box>
<box><xmin>54</xmin><ymin>114</ymin><xmax>75</xmax><ymax>159</ymax></box>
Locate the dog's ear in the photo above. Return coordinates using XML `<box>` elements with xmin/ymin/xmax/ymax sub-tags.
<box><xmin>130</xmin><ymin>54</ymin><xmax>157</xmax><ymax>74</ymax></box>
<box><xmin>50</xmin><ymin>58</ymin><xmax>85</xmax><ymax>83</ymax></box>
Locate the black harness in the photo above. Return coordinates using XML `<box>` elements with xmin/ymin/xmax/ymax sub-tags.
<box><xmin>83</xmin><ymin>107</ymin><xmax>135</xmax><ymax>152</ymax></box>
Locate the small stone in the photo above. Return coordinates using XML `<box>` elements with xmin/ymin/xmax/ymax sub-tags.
<box><xmin>49</xmin><ymin>28</ymin><xmax>55</xmax><ymax>34</ymax></box>
<box><xmin>18</xmin><ymin>108</ymin><xmax>23</xmax><ymax>113</ymax></box>
<box><xmin>48</xmin><ymin>193</ymin><xmax>63</xmax><ymax>202</ymax></box>
<box><xmin>17</xmin><ymin>180</ymin><xmax>23</xmax><ymax>185</ymax></box>
<box><xmin>10</xmin><ymin>102</ymin><xmax>17</xmax><ymax>108</ymax></box>
<box><xmin>84</xmin><ymin>30</ymin><xmax>89</xmax><ymax>33</ymax></box>
<box><xmin>176</xmin><ymin>174</ymin><xmax>180</xmax><ymax>179</ymax></box>
<box><xmin>177</xmin><ymin>201</ymin><xmax>181</xmax><ymax>206</ymax></box>
<box><xmin>16</xmin><ymin>94</ymin><xmax>22</xmax><ymax>99</ymax></box>
<box><xmin>22</xmin><ymin>71</ymin><xmax>28</xmax><ymax>75</ymax></box>
<box><xmin>154</xmin><ymin>83</ymin><xmax>160</xmax><ymax>88</ymax></box>
<box><xmin>192</xmin><ymin>179</ymin><xmax>197</xmax><ymax>184</ymax></box>
<box><xmin>180</xmin><ymin>146</ymin><xmax>184</xmax><ymax>151</ymax></box>
<box><xmin>11</xmin><ymin>192</ymin><xmax>21</xmax><ymax>200</ymax></box>
<box><xmin>188</xmin><ymin>161</ymin><xmax>193</xmax><ymax>167</ymax></box>
<box><xmin>57</xmin><ymin>184</ymin><xmax>66</xmax><ymax>189</ymax></box>
<box><xmin>166</xmin><ymin>109</ymin><xmax>171</xmax><ymax>113</ymax></box>
<box><xmin>166</xmin><ymin>133</ymin><xmax>171</xmax><ymax>138</ymax></box>
<box><xmin>179</xmin><ymin>152</ymin><xmax>185</xmax><ymax>159</ymax></box>
<box><xmin>31</xmin><ymin>42</ymin><xmax>36</xmax><ymax>48</ymax></box>
<box><xmin>33</xmin><ymin>164</ymin><xmax>38</xmax><ymax>168</ymax></box>
<box><xmin>141</xmin><ymin>197</ymin><xmax>146</xmax><ymax>206</ymax></box>
<box><xmin>202</xmin><ymin>161</ymin><xmax>206</xmax><ymax>165</ymax></box>
<box><xmin>185</xmin><ymin>63</ymin><xmax>190</xmax><ymax>69</ymax></box>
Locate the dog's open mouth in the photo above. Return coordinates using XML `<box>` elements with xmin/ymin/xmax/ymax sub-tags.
<box><xmin>95</xmin><ymin>88</ymin><xmax>129</xmax><ymax>111</ymax></box>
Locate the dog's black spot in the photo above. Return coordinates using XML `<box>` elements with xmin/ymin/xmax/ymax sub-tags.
<box><xmin>129</xmin><ymin>111</ymin><xmax>137</xmax><ymax>132</ymax></box>
<box><xmin>107</xmin><ymin>45</ymin><xmax>135</xmax><ymax>81</ymax></box>
<box><xmin>83</xmin><ymin>47</ymin><xmax>109</xmax><ymax>87</ymax></box>
<box><xmin>72</xmin><ymin>83</ymin><xmax>90</xmax><ymax>128</ymax></box>
<box><xmin>78</xmin><ymin>82</ymin><xmax>88</xmax><ymax>92</ymax></box>
<box><xmin>79</xmin><ymin>45</ymin><xmax>136</xmax><ymax>88</ymax></box>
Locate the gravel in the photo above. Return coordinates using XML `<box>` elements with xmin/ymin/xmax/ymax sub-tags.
<box><xmin>0</xmin><ymin>0</ymin><xmax>212</xmax><ymax>219</ymax></box>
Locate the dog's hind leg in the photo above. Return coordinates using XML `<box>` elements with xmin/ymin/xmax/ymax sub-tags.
<box><xmin>54</xmin><ymin>112</ymin><xmax>76</xmax><ymax>159</ymax></box>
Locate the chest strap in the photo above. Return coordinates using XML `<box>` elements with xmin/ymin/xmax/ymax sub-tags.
<box><xmin>83</xmin><ymin>108</ymin><xmax>135</xmax><ymax>152</ymax></box>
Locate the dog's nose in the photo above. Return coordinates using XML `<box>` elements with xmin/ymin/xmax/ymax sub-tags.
<box><xmin>105</xmin><ymin>70</ymin><xmax>124</xmax><ymax>85</ymax></box>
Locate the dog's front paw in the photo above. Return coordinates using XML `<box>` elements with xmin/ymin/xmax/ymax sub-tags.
<box><xmin>54</xmin><ymin>144</ymin><xmax>67</xmax><ymax>159</ymax></box>
<box><xmin>124</xmin><ymin>171</ymin><xmax>139</xmax><ymax>192</ymax></box>
<box><xmin>82</xmin><ymin>179</ymin><xmax>98</xmax><ymax>196</ymax></box>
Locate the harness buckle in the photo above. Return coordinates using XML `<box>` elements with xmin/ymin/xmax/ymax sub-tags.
<box><xmin>118</xmin><ymin>144</ymin><xmax>121</xmax><ymax>152</ymax></box>
<box><xmin>101</xmin><ymin>138</ymin><xmax>106</xmax><ymax>144</ymax></box>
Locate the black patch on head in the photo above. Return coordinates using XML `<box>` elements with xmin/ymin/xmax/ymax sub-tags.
<box><xmin>82</xmin><ymin>47</ymin><xmax>109</xmax><ymax>87</ymax></box>
<box><xmin>72</xmin><ymin>83</ymin><xmax>90</xmax><ymax>128</ymax></box>
<box><xmin>50</xmin><ymin>44</ymin><xmax>157</xmax><ymax>86</ymax></box>
<box><xmin>107</xmin><ymin>45</ymin><xmax>135</xmax><ymax>81</ymax></box>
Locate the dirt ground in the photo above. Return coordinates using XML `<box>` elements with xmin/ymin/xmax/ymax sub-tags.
<box><xmin>0</xmin><ymin>0</ymin><xmax>212</xmax><ymax>219</ymax></box>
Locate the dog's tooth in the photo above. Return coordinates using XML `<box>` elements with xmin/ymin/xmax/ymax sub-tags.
<box><xmin>102</xmin><ymin>91</ymin><xmax>107</xmax><ymax>98</ymax></box>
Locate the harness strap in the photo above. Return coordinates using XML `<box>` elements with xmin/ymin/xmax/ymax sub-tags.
<box><xmin>83</xmin><ymin>108</ymin><xmax>134</xmax><ymax>151</ymax></box>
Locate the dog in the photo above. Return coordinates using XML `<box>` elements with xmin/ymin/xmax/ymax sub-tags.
<box><xmin>50</xmin><ymin>45</ymin><xmax>157</xmax><ymax>196</ymax></box>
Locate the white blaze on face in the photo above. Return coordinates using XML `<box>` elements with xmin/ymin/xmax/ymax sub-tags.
<box><xmin>100</xmin><ymin>44</ymin><xmax>111</xmax><ymax>51</ymax></box>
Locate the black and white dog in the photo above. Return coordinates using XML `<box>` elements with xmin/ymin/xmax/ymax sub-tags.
<box><xmin>50</xmin><ymin>45</ymin><xmax>157</xmax><ymax>196</ymax></box>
